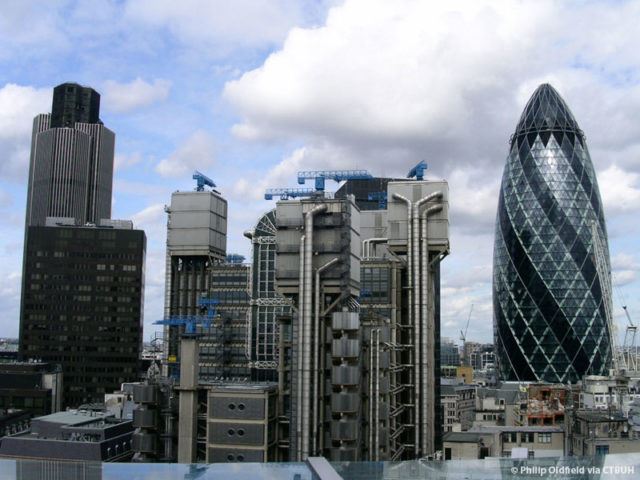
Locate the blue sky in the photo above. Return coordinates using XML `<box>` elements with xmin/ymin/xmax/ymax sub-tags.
<box><xmin>1</xmin><ymin>0</ymin><xmax>640</xmax><ymax>346</ymax></box>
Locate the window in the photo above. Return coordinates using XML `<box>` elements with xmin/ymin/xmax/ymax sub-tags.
<box><xmin>521</xmin><ymin>432</ymin><xmax>534</xmax><ymax>443</ymax></box>
<box><xmin>595</xmin><ymin>445</ymin><xmax>609</xmax><ymax>456</ymax></box>
<box><xmin>538</xmin><ymin>433</ymin><xmax>551</xmax><ymax>444</ymax></box>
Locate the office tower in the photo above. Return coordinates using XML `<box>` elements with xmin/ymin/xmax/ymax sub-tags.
<box><xmin>493</xmin><ymin>84</ymin><xmax>613</xmax><ymax>383</ymax></box>
<box><xmin>275</xmin><ymin>178</ymin><xmax>449</xmax><ymax>461</ymax></box>
<box><xmin>25</xmin><ymin>82</ymin><xmax>114</xmax><ymax>226</ymax></box>
<box><xmin>163</xmin><ymin>184</ymin><xmax>227</xmax><ymax>378</ymax></box>
<box><xmin>19</xmin><ymin>219</ymin><xmax>145</xmax><ymax>407</ymax></box>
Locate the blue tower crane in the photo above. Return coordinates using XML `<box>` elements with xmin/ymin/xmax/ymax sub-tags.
<box><xmin>407</xmin><ymin>161</ymin><xmax>428</xmax><ymax>181</ymax></box>
<box><xmin>153</xmin><ymin>296</ymin><xmax>220</xmax><ymax>336</ymax></box>
<box><xmin>192</xmin><ymin>170</ymin><xmax>216</xmax><ymax>191</ymax></box>
<box><xmin>297</xmin><ymin>169</ymin><xmax>373</xmax><ymax>191</ymax></box>
<box><xmin>264</xmin><ymin>187</ymin><xmax>318</xmax><ymax>200</ymax></box>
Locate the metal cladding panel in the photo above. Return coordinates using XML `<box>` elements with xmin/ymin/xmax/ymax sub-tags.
<box><xmin>332</xmin><ymin>365</ymin><xmax>360</xmax><ymax>385</ymax></box>
<box><xmin>386</xmin><ymin>180</ymin><xmax>449</xmax><ymax>245</ymax></box>
<box><xmin>168</xmin><ymin>191</ymin><xmax>227</xmax><ymax>254</ymax></box>
<box><xmin>209</xmin><ymin>396</ymin><xmax>265</xmax><ymax>420</ymax></box>
<box><xmin>332</xmin><ymin>338</ymin><xmax>360</xmax><ymax>357</ymax></box>
<box><xmin>329</xmin><ymin>447</ymin><xmax>358</xmax><ymax>462</ymax></box>
<box><xmin>207</xmin><ymin>448</ymin><xmax>264</xmax><ymax>463</ymax></box>
<box><xmin>330</xmin><ymin>420</ymin><xmax>358</xmax><ymax>440</ymax></box>
<box><xmin>132</xmin><ymin>384</ymin><xmax>157</xmax><ymax>404</ymax></box>
<box><xmin>332</xmin><ymin>311</ymin><xmax>360</xmax><ymax>330</ymax></box>
<box><xmin>378</xmin><ymin>377</ymin><xmax>390</xmax><ymax>394</ymax></box>
<box><xmin>132</xmin><ymin>407</ymin><xmax>156</xmax><ymax>428</ymax></box>
<box><xmin>209</xmin><ymin>422</ymin><xmax>264</xmax><ymax>446</ymax></box>
<box><xmin>360</xmin><ymin>210</ymin><xmax>388</xmax><ymax>242</ymax></box>
<box><xmin>275</xmin><ymin>201</ymin><xmax>303</xmax><ymax>226</ymax></box>
<box><xmin>331</xmin><ymin>393</ymin><xmax>360</xmax><ymax>412</ymax></box>
<box><xmin>378</xmin><ymin>402</ymin><xmax>390</xmax><ymax>420</ymax></box>
<box><xmin>132</xmin><ymin>431</ymin><xmax>156</xmax><ymax>453</ymax></box>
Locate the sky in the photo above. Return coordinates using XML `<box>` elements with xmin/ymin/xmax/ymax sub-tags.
<box><xmin>1</xmin><ymin>0</ymin><xmax>640</xmax><ymax>346</ymax></box>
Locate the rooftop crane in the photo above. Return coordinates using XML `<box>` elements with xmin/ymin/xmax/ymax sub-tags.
<box><xmin>407</xmin><ymin>160</ymin><xmax>428</xmax><ymax>181</ymax></box>
<box><xmin>591</xmin><ymin>222</ymin><xmax>619</xmax><ymax>371</ymax></box>
<box><xmin>622</xmin><ymin>306</ymin><xmax>638</xmax><ymax>369</ymax></box>
<box><xmin>297</xmin><ymin>169</ymin><xmax>373</xmax><ymax>191</ymax></box>
<box><xmin>264</xmin><ymin>187</ymin><xmax>319</xmax><ymax>200</ymax></box>
<box><xmin>192</xmin><ymin>170</ymin><xmax>216</xmax><ymax>191</ymax></box>
<box><xmin>154</xmin><ymin>296</ymin><xmax>220</xmax><ymax>336</ymax></box>
<box><xmin>460</xmin><ymin>304</ymin><xmax>473</xmax><ymax>366</ymax></box>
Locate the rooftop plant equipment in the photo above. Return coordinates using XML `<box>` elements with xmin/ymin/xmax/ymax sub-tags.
<box><xmin>407</xmin><ymin>160</ymin><xmax>428</xmax><ymax>181</ymax></box>
<box><xmin>192</xmin><ymin>170</ymin><xmax>216</xmax><ymax>191</ymax></box>
<box><xmin>297</xmin><ymin>169</ymin><xmax>373</xmax><ymax>191</ymax></box>
<box><xmin>153</xmin><ymin>296</ymin><xmax>220</xmax><ymax>336</ymax></box>
<box><xmin>264</xmin><ymin>187</ymin><xmax>318</xmax><ymax>200</ymax></box>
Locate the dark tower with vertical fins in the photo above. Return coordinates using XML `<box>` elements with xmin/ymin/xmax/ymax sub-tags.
<box><xmin>493</xmin><ymin>84</ymin><xmax>613</xmax><ymax>383</ymax></box>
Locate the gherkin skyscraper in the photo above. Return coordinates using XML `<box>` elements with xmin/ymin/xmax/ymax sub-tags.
<box><xmin>493</xmin><ymin>84</ymin><xmax>613</xmax><ymax>383</ymax></box>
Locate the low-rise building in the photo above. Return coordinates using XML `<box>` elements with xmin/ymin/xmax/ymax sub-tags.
<box><xmin>443</xmin><ymin>426</ymin><xmax>564</xmax><ymax>460</ymax></box>
<box><xmin>569</xmin><ymin>409</ymin><xmax>640</xmax><ymax>456</ymax></box>
<box><xmin>473</xmin><ymin>384</ymin><xmax>526</xmax><ymax>428</ymax></box>
<box><xmin>0</xmin><ymin>409</ymin><xmax>31</xmax><ymax>437</ymax></box>
<box><xmin>0</xmin><ymin>410</ymin><xmax>134</xmax><ymax>462</ymax></box>
<box><xmin>527</xmin><ymin>384</ymin><xmax>566</xmax><ymax>427</ymax></box>
<box><xmin>441</xmin><ymin>384</ymin><xmax>475</xmax><ymax>433</ymax></box>
<box><xmin>0</xmin><ymin>361</ymin><xmax>63</xmax><ymax>416</ymax></box>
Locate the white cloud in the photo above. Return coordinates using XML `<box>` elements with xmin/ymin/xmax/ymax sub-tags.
<box><xmin>598</xmin><ymin>165</ymin><xmax>640</xmax><ymax>214</ymax></box>
<box><xmin>114</xmin><ymin>152</ymin><xmax>143</xmax><ymax>171</ymax></box>
<box><xmin>0</xmin><ymin>83</ymin><xmax>51</xmax><ymax>180</ymax></box>
<box><xmin>103</xmin><ymin>78</ymin><xmax>171</xmax><ymax>113</ymax></box>
<box><xmin>223</xmin><ymin>0</ymin><xmax>640</xmax><ymax>182</ymax></box>
<box><xmin>155</xmin><ymin>130</ymin><xmax>216</xmax><ymax>178</ymax></box>
<box><xmin>123</xmin><ymin>0</ymin><xmax>326</xmax><ymax>51</ymax></box>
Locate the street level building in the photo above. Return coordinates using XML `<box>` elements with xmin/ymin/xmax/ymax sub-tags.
<box><xmin>443</xmin><ymin>425</ymin><xmax>565</xmax><ymax>460</ymax></box>
<box><xmin>569</xmin><ymin>410</ymin><xmax>640</xmax><ymax>456</ymax></box>
<box><xmin>19</xmin><ymin>219</ymin><xmax>145</xmax><ymax>407</ymax></box>
<box><xmin>493</xmin><ymin>84</ymin><xmax>613</xmax><ymax>383</ymax></box>
<box><xmin>0</xmin><ymin>410</ymin><xmax>133</xmax><ymax>462</ymax></box>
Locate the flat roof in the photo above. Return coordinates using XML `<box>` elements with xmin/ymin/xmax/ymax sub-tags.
<box><xmin>34</xmin><ymin>410</ymin><xmax>114</xmax><ymax>426</ymax></box>
<box><xmin>469</xmin><ymin>426</ymin><xmax>564</xmax><ymax>433</ymax></box>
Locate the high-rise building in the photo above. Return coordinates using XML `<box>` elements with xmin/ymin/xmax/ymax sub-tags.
<box><xmin>493</xmin><ymin>84</ymin><xmax>613</xmax><ymax>383</ymax></box>
<box><xmin>19</xmin><ymin>219</ymin><xmax>145</xmax><ymax>407</ymax></box>
<box><xmin>25</xmin><ymin>82</ymin><xmax>114</xmax><ymax>227</ymax></box>
<box><xmin>163</xmin><ymin>184</ymin><xmax>227</xmax><ymax>378</ymax></box>
<box><xmin>274</xmin><ymin>177</ymin><xmax>450</xmax><ymax>461</ymax></box>
<box><xmin>18</xmin><ymin>83</ymin><xmax>144</xmax><ymax>408</ymax></box>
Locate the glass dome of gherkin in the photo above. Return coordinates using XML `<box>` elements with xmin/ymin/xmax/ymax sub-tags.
<box><xmin>493</xmin><ymin>84</ymin><xmax>613</xmax><ymax>383</ymax></box>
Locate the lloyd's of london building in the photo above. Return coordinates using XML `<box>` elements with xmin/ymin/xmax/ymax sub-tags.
<box><xmin>493</xmin><ymin>84</ymin><xmax>613</xmax><ymax>383</ymax></box>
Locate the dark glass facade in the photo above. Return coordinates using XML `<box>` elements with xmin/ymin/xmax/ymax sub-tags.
<box><xmin>19</xmin><ymin>225</ymin><xmax>145</xmax><ymax>407</ymax></box>
<box><xmin>51</xmin><ymin>83</ymin><xmax>101</xmax><ymax>128</ymax></box>
<box><xmin>493</xmin><ymin>84</ymin><xmax>613</xmax><ymax>383</ymax></box>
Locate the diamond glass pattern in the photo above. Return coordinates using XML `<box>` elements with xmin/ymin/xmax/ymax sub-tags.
<box><xmin>493</xmin><ymin>84</ymin><xmax>613</xmax><ymax>383</ymax></box>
